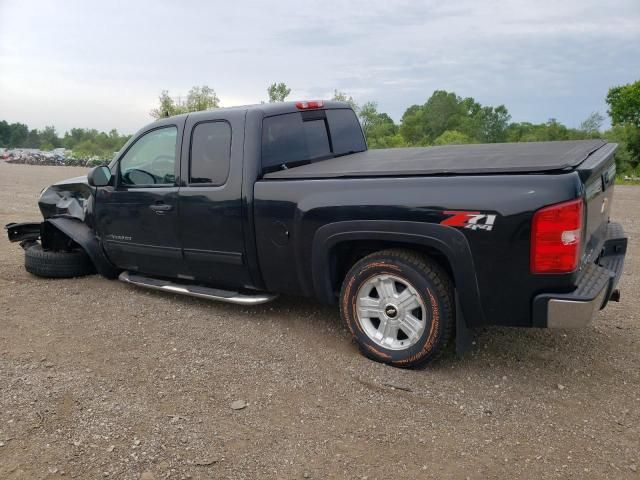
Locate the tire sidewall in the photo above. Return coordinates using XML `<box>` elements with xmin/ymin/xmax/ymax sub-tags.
<box><xmin>341</xmin><ymin>256</ymin><xmax>447</xmax><ymax>367</ymax></box>
<box><xmin>24</xmin><ymin>244</ymin><xmax>94</xmax><ymax>278</ymax></box>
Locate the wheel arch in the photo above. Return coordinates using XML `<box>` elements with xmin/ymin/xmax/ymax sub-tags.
<box><xmin>42</xmin><ymin>217</ymin><xmax>120</xmax><ymax>279</ymax></box>
<box><xmin>312</xmin><ymin>220</ymin><xmax>485</xmax><ymax>327</ymax></box>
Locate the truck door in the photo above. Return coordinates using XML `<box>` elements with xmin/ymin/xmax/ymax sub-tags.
<box><xmin>95</xmin><ymin>119</ymin><xmax>188</xmax><ymax>277</ymax></box>
<box><xmin>177</xmin><ymin>111</ymin><xmax>252</xmax><ymax>289</ymax></box>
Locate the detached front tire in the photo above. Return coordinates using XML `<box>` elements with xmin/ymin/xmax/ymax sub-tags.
<box><xmin>24</xmin><ymin>243</ymin><xmax>95</xmax><ymax>278</ymax></box>
<box><xmin>340</xmin><ymin>249</ymin><xmax>454</xmax><ymax>368</ymax></box>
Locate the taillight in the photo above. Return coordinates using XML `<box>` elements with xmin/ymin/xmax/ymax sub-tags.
<box><xmin>295</xmin><ymin>100</ymin><xmax>324</xmax><ymax>110</ymax></box>
<box><xmin>530</xmin><ymin>198</ymin><xmax>584</xmax><ymax>274</ymax></box>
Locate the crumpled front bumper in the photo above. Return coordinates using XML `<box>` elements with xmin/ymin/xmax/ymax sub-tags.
<box><xmin>532</xmin><ymin>222</ymin><xmax>627</xmax><ymax>328</ymax></box>
<box><xmin>5</xmin><ymin>222</ymin><xmax>41</xmax><ymax>245</ymax></box>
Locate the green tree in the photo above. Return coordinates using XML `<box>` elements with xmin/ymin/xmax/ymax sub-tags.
<box><xmin>607</xmin><ymin>80</ymin><xmax>640</xmax><ymax>128</ymax></box>
<box><xmin>606</xmin><ymin>80</ymin><xmax>640</xmax><ymax>171</ymax></box>
<box><xmin>433</xmin><ymin>130</ymin><xmax>474</xmax><ymax>145</ymax></box>
<box><xmin>399</xmin><ymin>91</ymin><xmax>512</xmax><ymax>145</ymax></box>
<box><xmin>399</xmin><ymin>91</ymin><xmax>484</xmax><ymax>145</ymax></box>
<box><xmin>185</xmin><ymin>85</ymin><xmax>220</xmax><ymax>112</ymax></box>
<box><xmin>506</xmin><ymin>119</ymin><xmax>590</xmax><ymax>143</ymax></box>
<box><xmin>579</xmin><ymin>112</ymin><xmax>604</xmax><ymax>136</ymax></box>
<box><xmin>38</xmin><ymin>126</ymin><xmax>61</xmax><ymax>150</ymax></box>
<box><xmin>358</xmin><ymin>102</ymin><xmax>379</xmax><ymax>136</ymax></box>
<box><xmin>0</xmin><ymin>119</ymin><xmax>130</xmax><ymax>159</ymax></box>
<box><xmin>62</xmin><ymin>128</ymin><xmax>87</xmax><ymax>149</ymax></box>
<box><xmin>546</xmin><ymin>118</ymin><xmax>572</xmax><ymax>141</ymax></box>
<box><xmin>358</xmin><ymin>102</ymin><xmax>402</xmax><ymax>148</ymax></box>
<box><xmin>398</xmin><ymin>104</ymin><xmax>426</xmax><ymax>145</ymax></box>
<box><xmin>267</xmin><ymin>82</ymin><xmax>291</xmax><ymax>102</ymax></box>
<box><xmin>605</xmin><ymin>124</ymin><xmax>638</xmax><ymax>174</ymax></box>
<box><xmin>0</xmin><ymin>121</ymin><xmax>29</xmax><ymax>147</ymax></box>
<box><xmin>150</xmin><ymin>90</ymin><xmax>186</xmax><ymax>119</ymax></box>
<box><xmin>8</xmin><ymin>122</ymin><xmax>28</xmax><ymax>147</ymax></box>
<box><xmin>419</xmin><ymin>90</ymin><xmax>466</xmax><ymax>141</ymax></box>
<box><xmin>0</xmin><ymin>120</ymin><xmax>9</xmax><ymax>146</ymax></box>
<box><xmin>150</xmin><ymin>86</ymin><xmax>219</xmax><ymax>119</ymax></box>
<box><xmin>332</xmin><ymin>89</ymin><xmax>359</xmax><ymax>113</ymax></box>
<box><xmin>473</xmin><ymin>105</ymin><xmax>511</xmax><ymax>143</ymax></box>
<box><xmin>25</xmin><ymin>129</ymin><xmax>41</xmax><ymax>148</ymax></box>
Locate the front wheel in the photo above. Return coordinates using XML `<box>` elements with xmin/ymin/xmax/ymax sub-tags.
<box><xmin>340</xmin><ymin>249</ymin><xmax>454</xmax><ymax>368</ymax></box>
<box><xmin>24</xmin><ymin>243</ymin><xmax>95</xmax><ymax>278</ymax></box>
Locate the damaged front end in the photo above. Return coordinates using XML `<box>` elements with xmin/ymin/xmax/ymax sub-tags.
<box><xmin>5</xmin><ymin>222</ymin><xmax>41</xmax><ymax>244</ymax></box>
<box><xmin>5</xmin><ymin>173</ymin><xmax>119</xmax><ymax>279</ymax></box>
<box><xmin>5</xmin><ymin>175</ymin><xmax>95</xmax><ymax>249</ymax></box>
<box><xmin>38</xmin><ymin>175</ymin><xmax>95</xmax><ymax>222</ymax></box>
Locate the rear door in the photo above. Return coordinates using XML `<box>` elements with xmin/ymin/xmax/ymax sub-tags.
<box><xmin>95</xmin><ymin>119</ymin><xmax>187</xmax><ymax>277</ymax></box>
<box><xmin>177</xmin><ymin>110</ymin><xmax>252</xmax><ymax>289</ymax></box>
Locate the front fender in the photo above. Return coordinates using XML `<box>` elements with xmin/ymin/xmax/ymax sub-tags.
<box><xmin>44</xmin><ymin>217</ymin><xmax>119</xmax><ymax>279</ymax></box>
<box><xmin>311</xmin><ymin>220</ymin><xmax>485</xmax><ymax>328</ymax></box>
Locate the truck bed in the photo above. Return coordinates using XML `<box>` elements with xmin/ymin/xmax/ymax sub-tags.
<box><xmin>264</xmin><ymin>139</ymin><xmax>608</xmax><ymax>179</ymax></box>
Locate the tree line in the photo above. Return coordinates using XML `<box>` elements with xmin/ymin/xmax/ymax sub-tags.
<box><xmin>355</xmin><ymin>87</ymin><xmax>639</xmax><ymax>176</ymax></box>
<box><xmin>1</xmin><ymin>80</ymin><xmax>638</xmax><ymax>175</ymax></box>
<box><xmin>139</xmin><ymin>79</ymin><xmax>640</xmax><ymax>175</ymax></box>
<box><xmin>0</xmin><ymin>122</ymin><xmax>131</xmax><ymax>160</ymax></box>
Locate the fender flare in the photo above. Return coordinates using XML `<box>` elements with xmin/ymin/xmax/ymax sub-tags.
<box><xmin>311</xmin><ymin>220</ymin><xmax>485</xmax><ymax>328</ymax></box>
<box><xmin>43</xmin><ymin>217</ymin><xmax>120</xmax><ymax>279</ymax></box>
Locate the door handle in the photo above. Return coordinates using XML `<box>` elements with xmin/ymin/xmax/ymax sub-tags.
<box><xmin>149</xmin><ymin>203</ymin><xmax>172</xmax><ymax>214</ymax></box>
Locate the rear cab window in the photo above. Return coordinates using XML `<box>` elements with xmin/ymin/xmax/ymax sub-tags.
<box><xmin>261</xmin><ymin>108</ymin><xmax>365</xmax><ymax>174</ymax></box>
<box><xmin>189</xmin><ymin>121</ymin><xmax>231</xmax><ymax>185</ymax></box>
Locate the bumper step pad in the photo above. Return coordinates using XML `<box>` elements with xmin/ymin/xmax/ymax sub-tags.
<box><xmin>532</xmin><ymin>221</ymin><xmax>627</xmax><ymax>328</ymax></box>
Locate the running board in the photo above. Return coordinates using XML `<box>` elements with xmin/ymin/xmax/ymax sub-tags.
<box><xmin>118</xmin><ymin>271</ymin><xmax>277</xmax><ymax>305</ymax></box>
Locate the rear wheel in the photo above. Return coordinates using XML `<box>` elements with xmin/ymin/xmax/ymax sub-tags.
<box><xmin>24</xmin><ymin>243</ymin><xmax>95</xmax><ymax>278</ymax></box>
<box><xmin>340</xmin><ymin>249</ymin><xmax>453</xmax><ymax>368</ymax></box>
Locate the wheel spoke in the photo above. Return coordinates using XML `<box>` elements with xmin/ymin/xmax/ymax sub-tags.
<box><xmin>396</xmin><ymin>288</ymin><xmax>421</xmax><ymax>312</ymax></box>
<box><xmin>398</xmin><ymin>313</ymin><xmax>423</xmax><ymax>341</ymax></box>
<box><xmin>375</xmin><ymin>317</ymin><xmax>389</xmax><ymax>341</ymax></box>
<box><xmin>357</xmin><ymin>296</ymin><xmax>383</xmax><ymax>318</ymax></box>
<box><xmin>377</xmin><ymin>276</ymin><xmax>397</xmax><ymax>300</ymax></box>
<box><xmin>377</xmin><ymin>319</ymin><xmax>398</xmax><ymax>345</ymax></box>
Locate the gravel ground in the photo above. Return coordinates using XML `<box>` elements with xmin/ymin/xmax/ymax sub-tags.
<box><xmin>0</xmin><ymin>162</ymin><xmax>638</xmax><ymax>479</ymax></box>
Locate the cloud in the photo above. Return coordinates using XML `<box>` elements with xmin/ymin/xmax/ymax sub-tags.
<box><xmin>0</xmin><ymin>0</ymin><xmax>638</xmax><ymax>133</ymax></box>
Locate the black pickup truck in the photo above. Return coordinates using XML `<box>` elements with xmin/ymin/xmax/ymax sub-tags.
<box><xmin>6</xmin><ymin>100</ymin><xmax>628</xmax><ymax>367</ymax></box>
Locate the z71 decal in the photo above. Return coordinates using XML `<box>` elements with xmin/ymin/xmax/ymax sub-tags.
<box><xmin>441</xmin><ymin>211</ymin><xmax>497</xmax><ymax>232</ymax></box>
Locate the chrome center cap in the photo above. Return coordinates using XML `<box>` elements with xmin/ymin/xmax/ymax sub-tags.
<box><xmin>384</xmin><ymin>304</ymin><xmax>399</xmax><ymax>318</ymax></box>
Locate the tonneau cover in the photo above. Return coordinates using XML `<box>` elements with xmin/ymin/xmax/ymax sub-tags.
<box><xmin>264</xmin><ymin>139</ymin><xmax>608</xmax><ymax>179</ymax></box>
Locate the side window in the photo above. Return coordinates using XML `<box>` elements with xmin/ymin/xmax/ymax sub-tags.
<box><xmin>190</xmin><ymin>122</ymin><xmax>231</xmax><ymax>185</ymax></box>
<box><xmin>261</xmin><ymin>113</ymin><xmax>331</xmax><ymax>173</ymax></box>
<box><xmin>326</xmin><ymin>109</ymin><xmax>366</xmax><ymax>154</ymax></box>
<box><xmin>261</xmin><ymin>113</ymin><xmax>308</xmax><ymax>170</ymax></box>
<box><xmin>120</xmin><ymin>126</ymin><xmax>177</xmax><ymax>186</ymax></box>
<box><xmin>261</xmin><ymin>109</ymin><xmax>366</xmax><ymax>174</ymax></box>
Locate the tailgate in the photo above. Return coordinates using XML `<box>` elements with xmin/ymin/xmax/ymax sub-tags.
<box><xmin>576</xmin><ymin>143</ymin><xmax>618</xmax><ymax>265</ymax></box>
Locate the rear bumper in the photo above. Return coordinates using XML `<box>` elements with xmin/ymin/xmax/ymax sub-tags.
<box><xmin>532</xmin><ymin>222</ymin><xmax>627</xmax><ymax>328</ymax></box>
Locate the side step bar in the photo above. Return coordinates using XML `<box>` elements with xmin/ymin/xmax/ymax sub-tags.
<box><xmin>118</xmin><ymin>271</ymin><xmax>277</xmax><ymax>306</ymax></box>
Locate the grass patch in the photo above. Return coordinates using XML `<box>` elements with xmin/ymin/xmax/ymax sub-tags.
<box><xmin>616</xmin><ymin>176</ymin><xmax>640</xmax><ymax>186</ymax></box>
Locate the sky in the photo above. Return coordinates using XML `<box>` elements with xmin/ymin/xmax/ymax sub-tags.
<box><xmin>0</xmin><ymin>0</ymin><xmax>639</xmax><ymax>134</ymax></box>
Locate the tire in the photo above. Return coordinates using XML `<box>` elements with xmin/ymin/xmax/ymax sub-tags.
<box><xmin>340</xmin><ymin>249</ymin><xmax>454</xmax><ymax>368</ymax></box>
<box><xmin>24</xmin><ymin>243</ymin><xmax>95</xmax><ymax>278</ymax></box>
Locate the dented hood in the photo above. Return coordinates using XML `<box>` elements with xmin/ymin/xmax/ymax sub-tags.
<box><xmin>38</xmin><ymin>175</ymin><xmax>95</xmax><ymax>221</ymax></box>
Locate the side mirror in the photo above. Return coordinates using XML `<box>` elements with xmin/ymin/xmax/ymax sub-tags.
<box><xmin>87</xmin><ymin>165</ymin><xmax>112</xmax><ymax>187</ymax></box>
